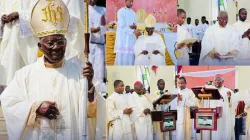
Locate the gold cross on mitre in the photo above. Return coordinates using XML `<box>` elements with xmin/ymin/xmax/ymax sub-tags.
<box><xmin>144</xmin><ymin>14</ymin><xmax>156</xmax><ymax>28</ymax></box>
<box><xmin>30</xmin><ymin>0</ymin><xmax>70</xmax><ymax>37</ymax></box>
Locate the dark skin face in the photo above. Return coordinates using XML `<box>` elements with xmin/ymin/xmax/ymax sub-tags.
<box><xmin>134</xmin><ymin>83</ymin><xmax>144</xmax><ymax>95</ymax></box>
<box><xmin>187</xmin><ymin>18</ymin><xmax>191</xmax><ymax>24</ymax></box>
<box><xmin>178</xmin><ymin>13</ymin><xmax>186</xmax><ymax>25</ymax></box>
<box><xmin>125</xmin><ymin>86</ymin><xmax>131</xmax><ymax>93</ymax></box>
<box><xmin>38</xmin><ymin>34</ymin><xmax>66</xmax><ymax>64</ymax></box>
<box><xmin>125</xmin><ymin>0</ymin><xmax>133</xmax><ymax>8</ymax></box>
<box><xmin>89</xmin><ymin>0</ymin><xmax>97</xmax><ymax>6</ymax></box>
<box><xmin>217</xmin><ymin>13</ymin><xmax>228</xmax><ymax>27</ymax></box>
<box><xmin>115</xmin><ymin>82</ymin><xmax>125</xmax><ymax>94</ymax></box>
<box><xmin>195</xmin><ymin>19</ymin><xmax>199</xmax><ymax>26</ymax></box>
<box><xmin>157</xmin><ymin>80</ymin><xmax>165</xmax><ymax>91</ymax></box>
<box><xmin>214</xmin><ymin>76</ymin><xmax>224</xmax><ymax>88</ymax></box>
<box><xmin>177</xmin><ymin>79</ymin><xmax>186</xmax><ymax>90</ymax></box>
<box><xmin>201</xmin><ymin>17</ymin><xmax>206</xmax><ymax>24</ymax></box>
<box><xmin>239</xmin><ymin>9</ymin><xmax>247</xmax><ymax>22</ymax></box>
<box><xmin>145</xmin><ymin>27</ymin><xmax>154</xmax><ymax>36</ymax></box>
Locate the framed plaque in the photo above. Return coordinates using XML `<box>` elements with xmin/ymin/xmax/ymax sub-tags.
<box><xmin>160</xmin><ymin>112</ymin><xmax>176</xmax><ymax>132</ymax></box>
<box><xmin>194</xmin><ymin>112</ymin><xmax>217</xmax><ymax>130</ymax></box>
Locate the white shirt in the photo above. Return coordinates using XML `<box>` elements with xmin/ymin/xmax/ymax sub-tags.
<box><xmin>198</xmin><ymin>23</ymin><xmax>209</xmax><ymax>40</ymax></box>
<box><xmin>185</xmin><ymin>24</ymin><xmax>195</xmax><ymax>37</ymax></box>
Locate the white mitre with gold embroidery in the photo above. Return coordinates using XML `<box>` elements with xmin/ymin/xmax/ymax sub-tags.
<box><xmin>30</xmin><ymin>0</ymin><xmax>70</xmax><ymax>37</ymax></box>
<box><xmin>144</xmin><ymin>14</ymin><xmax>156</xmax><ymax>28</ymax></box>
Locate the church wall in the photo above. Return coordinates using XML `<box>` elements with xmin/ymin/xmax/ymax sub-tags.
<box><xmin>106</xmin><ymin>66</ymin><xmax>137</xmax><ymax>95</ymax></box>
<box><xmin>237</xmin><ymin>66</ymin><xmax>250</xmax><ymax>100</ymax></box>
<box><xmin>178</xmin><ymin>0</ymin><xmax>210</xmax><ymax>24</ymax></box>
<box><xmin>150</xmin><ymin>66</ymin><xmax>175</xmax><ymax>94</ymax></box>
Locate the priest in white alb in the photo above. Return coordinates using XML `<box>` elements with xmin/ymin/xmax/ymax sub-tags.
<box><xmin>127</xmin><ymin>81</ymin><xmax>153</xmax><ymax>140</ymax></box>
<box><xmin>233</xmin><ymin>8</ymin><xmax>250</xmax><ymax>65</ymax></box>
<box><xmin>199</xmin><ymin>74</ymin><xmax>236</xmax><ymax>140</ymax></box>
<box><xmin>114</xmin><ymin>0</ymin><xmax>141</xmax><ymax>65</ymax></box>
<box><xmin>107</xmin><ymin>80</ymin><xmax>133</xmax><ymax>140</ymax></box>
<box><xmin>174</xmin><ymin>77</ymin><xmax>196</xmax><ymax>140</ymax></box>
<box><xmin>0</xmin><ymin>0</ymin><xmax>38</xmax><ymax>85</ymax></box>
<box><xmin>133</xmin><ymin>14</ymin><xmax>166</xmax><ymax>65</ymax></box>
<box><xmin>88</xmin><ymin>0</ymin><xmax>106</xmax><ymax>92</ymax></box>
<box><xmin>199</xmin><ymin>11</ymin><xmax>240</xmax><ymax>65</ymax></box>
<box><xmin>0</xmin><ymin>0</ymin><xmax>100</xmax><ymax>139</ymax></box>
<box><xmin>176</xmin><ymin>9</ymin><xmax>193</xmax><ymax>65</ymax></box>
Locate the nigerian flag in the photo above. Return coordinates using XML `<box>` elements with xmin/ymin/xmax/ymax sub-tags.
<box><xmin>219</xmin><ymin>0</ymin><xmax>227</xmax><ymax>11</ymax></box>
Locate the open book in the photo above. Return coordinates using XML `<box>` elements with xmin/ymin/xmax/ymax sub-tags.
<box><xmin>180</xmin><ymin>38</ymin><xmax>197</xmax><ymax>44</ymax></box>
<box><xmin>219</xmin><ymin>55</ymin><xmax>234</xmax><ymax>59</ymax></box>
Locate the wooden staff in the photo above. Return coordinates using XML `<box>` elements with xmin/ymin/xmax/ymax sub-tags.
<box><xmin>82</xmin><ymin>0</ymin><xmax>90</xmax><ymax>139</ymax></box>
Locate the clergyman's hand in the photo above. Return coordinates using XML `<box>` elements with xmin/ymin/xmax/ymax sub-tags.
<box><xmin>143</xmin><ymin>108</ymin><xmax>151</xmax><ymax>115</ymax></box>
<box><xmin>123</xmin><ymin>108</ymin><xmax>133</xmax><ymax>115</ymax></box>
<box><xmin>153</xmin><ymin>50</ymin><xmax>160</xmax><ymax>55</ymax></box>
<box><xmin>130</xmin><ymin>23</ymin><xmax>137</xmax><ymax>29</ymax></box>
<box><xmin>133</xmin><ymin>30</ymin><xmax>141</xmax><ymax>37</ymax></box>
<box><xmin>177</xmin><ymin>94</ymin><xmax>182</xmax><ymax>102</ymax></box>
<box><xmin>187</xmin><ymin>43</ymin><xmax>193</xmax><ymax>48</ymax></box>
<box><xmin>1</xmin><ymin>15</ymin><xmax>9</xmax><ymax>24</ymax></box>
<box><xmin>83</xmin><ymin>61</ymin><xmax>94</xmax><ymax>86</ymax></box>
<box><xmin>7</xmin><ymin>12</ymin><xmax>19</xmax><ymax>22</ymax></box>
<box><xmin>37</xmin><ymin>101</ymin><xmax>59</xmax><ymax>120</ymax></box>
<box><xmin>141</xmin><ymin>50</ymin><xmax>148</xmax><ymax>55</ymax></box>
<box><xmin>177</xmin><ymin>42</ymin><xmax>185</xmax><ymax>49</ymax></box>
<box><xmin>214</xmin><ymin>52</ymin><xmax>220</xmax><ymax>59</ymax></box>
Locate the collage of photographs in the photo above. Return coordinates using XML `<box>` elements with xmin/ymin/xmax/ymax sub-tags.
<box><xmin>0</xmin><ymin>0</ymin><xmax>250</xmax><ymax>140</ymax></box>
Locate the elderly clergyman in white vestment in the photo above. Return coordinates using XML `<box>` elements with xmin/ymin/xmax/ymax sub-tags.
<box><xmin>134</xmin><ymin>14</ymin><xmax>166</xmax><ymax>65</ymax></box>
<box><xmin>107</xmin><ymin>80</ymin><xmax>133</xmax><ymax>140</ymax></box>
<box><xmin>0</xmin><ymin>0</ymin><xmax>86</xmax><ymax>85</ymax></box>
<box><xmin>114</xmin><ymin>0</ymin><xmax>141</xmax><ymax>65</ymax></box>
<box><xmin>233</xmin><ymin>8</ymin><xmax>250</xmax><ymax>65</ymax></box>
<box><xmin>0</xmin><ymin>0</ymin><xmax>99</xmax><ymax>139</ymax></box>
<box><xmin>199</xmin><ymin>75</ymin><xmax>236</xmax><ymax>140</ymax></box>
<box><xmin>199</xmin><ymin>11</ymin><xmax>240</xmax><ymax>65</ymax></box>
<box><xmin>127</xmin><ymin>81</ymin><xmax>153</xmax><ymax>140</ymax></box>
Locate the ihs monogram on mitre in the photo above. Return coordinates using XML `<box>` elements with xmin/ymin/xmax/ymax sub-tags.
<box><xmin>30</xmin><ymin>0</ymin><xmax>70</xmax><ymax>37</ymax></box>
<box><xmin>42</xmin><ymin>0</ymin><xmax>63</xmax><ymax>26</ymax></box>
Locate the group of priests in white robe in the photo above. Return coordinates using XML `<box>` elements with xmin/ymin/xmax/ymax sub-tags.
<box><xmin>114</xmin><ymin>0</ymin><xmax>167</xmax><ymax>66</ymax></box>
<box><xmin>0</xmin><ymin>0</ymin><xmax>106</xmax><ymax>139</ymax></box>
<box><xmin>177</xmin><ymin>8</ymin><xmax>250</xmax><ymax>66</ymax></box>
<box><xmin>107</xmin><ymin>80</ymin><xmax>153</xmax><ymax>140</ymax></box>
<box><xmin>107</xmin><ymin>74</ymin><xmax>238</xmax><ymax>140</ymax></box>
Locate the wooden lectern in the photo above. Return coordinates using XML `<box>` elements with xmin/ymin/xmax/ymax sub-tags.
<box><xmin>151</xmin><ymin>94</ymin><xmax>177</xmax><ymax>132</ymax></box>
<box><xmin>191</xmin><ymin>87</ymin><xmax>223</xmax><ymax>140</ymax></box>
